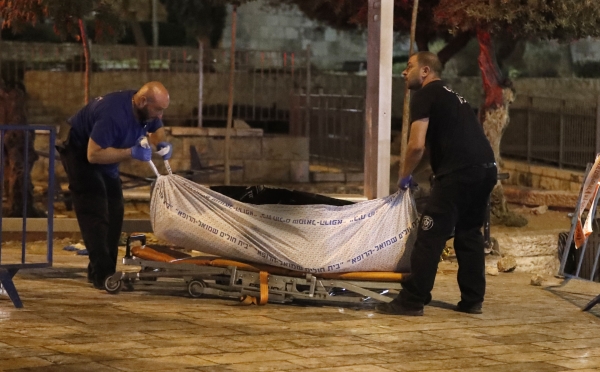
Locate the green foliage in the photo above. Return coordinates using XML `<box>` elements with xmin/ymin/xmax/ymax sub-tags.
<box><xmin>435</xmin><ymin>0</ymin><xmax>600</xmax><ymax>40</ymax></box>
<box><xmin>0</xmin><ymin>0</ymin><xmax>123</xmax><ymax>43</ymax></box>
<box><xmin>160</xmin><ymin>0</ymin><xmax>226</xmax><ymax>47</ymax></box>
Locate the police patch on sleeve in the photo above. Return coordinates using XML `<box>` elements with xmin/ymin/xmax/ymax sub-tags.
<box><xmin>421</xmin><ymin>215</ymin><xmax>434</xmax><ymax>230</ymax></box>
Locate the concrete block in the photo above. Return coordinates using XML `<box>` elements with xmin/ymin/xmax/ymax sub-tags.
<box><xmin>236</xmin><ymin>128</ymin><xmax>263</xmax><ymax>137</ymax></box>
<box><xmin>170</xmin><ymin>127</ymin><xmax>209</xmax><ymax>136</ymax></box>
<box><xmin>262</xmin><ymin>136</ymin><xmax>309</xmax><ymax>160</ymax></box>
<box><xmin>232</xmin><ymin>137</ymin><xmax>263</xmax><ymax>160</ymax></box>
<box><xmin>529</xmin><ymin>164</ymin><xmax>544</xmax><ymax>176</ymax></box>
<box><xmin>311</xmin><ymin>172</ymin><xmax>345</xmax><ymax>182</ymax></box>
<box><xmin>207</xmin><ymin>128</ymin><xmax>228</xmax><ymax>137</ymax></box>
<box><xmin>515</xmin><ymin>255</ymin><xmax>560</xmax><ymax>276</ymax></box>
<box><xmin>206</xmin><ymin>160</ymin><xmax>244</xmax><ymax>184</ymax></box>
<box><xmin>181</xmin><ymin>137</ymin><xmax>209</xmax><ymax>163</ymax></box>
<box><xmin>244</xmin><ymin>160</ymin><xmax>290</xmax><ymax>183</ymax></box>
<box><xmin>346</xmin><ymin>172</ymin><xmax>364</xmax><ymax>182</ymax></box>
<box><xmin>290</xmin><ymin>160</ymin><xmax>309</xmax><ymax>182</ymax></box>
<box><xmin>204</xmin><ymin>137</ymin><xmax>262</xmax><ymax>161</ymax></box>
<box><xmin>570</xmin><ymin>181</ymin><xmax>582</xmax><ymax>193</ymax></box>
<box><xmin>541</xmin><ymin>167</ymin><xmax>557</xmax><ymax>178</ymax></box>
<box><xmin>531</xmin><ymin>174</ymin><xmax>541</xmax><ymax>188</ymax></box>
<box><xmin>539</xmin><ymin>177</ymin><xmax>560</xmax><ymax>191</ymax></box>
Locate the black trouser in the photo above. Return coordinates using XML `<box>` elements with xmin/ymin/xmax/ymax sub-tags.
<box><xmin>400</xmin><ymin>166</ymin><xmax>497</xmax><ymax>307</ymax></box>
<box><xmin>58</xmin><ymin>143</ymin><xmax>124</xmax><ymax>284</ymax></box>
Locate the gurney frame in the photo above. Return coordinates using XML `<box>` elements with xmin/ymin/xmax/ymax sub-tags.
<box><xmin>104</xmin><ymin>234</ymin><xmax>403</xmax><ymax>305</ymax></box>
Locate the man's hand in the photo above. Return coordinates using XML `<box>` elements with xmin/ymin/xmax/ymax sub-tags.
<box><xmin>398</xmin><ymin>175</ymin><xmax>413</xmax><ymax>190</ymax></box>
<box><xmin>131</xmin><ymin>142</ymin><xmax>152</xmax><ymax>161</ymax></box>
<box><xmin>156</xmin><ymin>141</ymin><xmax>173</xmax><ymax>160</ymax></box>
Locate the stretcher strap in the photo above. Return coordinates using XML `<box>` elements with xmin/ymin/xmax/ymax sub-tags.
<box><xmin>259</xmin><ymin>271</ymin><xmax>269</xmax><ymax>305</ymax></box>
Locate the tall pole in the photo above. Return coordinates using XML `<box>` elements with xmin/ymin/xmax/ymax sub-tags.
<box><xmin>364</xmin><ymin>0</ymin><xmax>394</xmax><ymax>199</ymax></box>
<box><xmin>224</xmin><ymin>3</ymin><xmax>238</xmax><ymax>185</ymax></box>
<box><xmin>198</xmin><ymin>40</ymin><xmax>204</xmax><ymax>128</ymax></box>
<box><xmin>152</xmin><ymin>0</ymin><xmax>159</xmax><ymax>48</ymax></box>
<box><xmin>399</xmin><ymin>0</ymin><xmax>419</xmax><ymax>177</ymax></box>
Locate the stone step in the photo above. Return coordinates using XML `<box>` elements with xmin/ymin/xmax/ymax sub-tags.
<box><xmin>503</xmin><ymin>185</ymin><xmax>578</xmax><ymax>209</ymax></box>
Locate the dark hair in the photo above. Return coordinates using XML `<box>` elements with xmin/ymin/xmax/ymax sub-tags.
<box><xmin>415</xmin><ymin>51</ymin><xmax>443</xmax><ymax>77</ymax></box>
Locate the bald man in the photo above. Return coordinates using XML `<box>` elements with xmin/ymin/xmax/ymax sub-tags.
<box><xmin>57</xmin><ymin>82</ymin><xmax>173</xmax><ymax>290</ymax></box>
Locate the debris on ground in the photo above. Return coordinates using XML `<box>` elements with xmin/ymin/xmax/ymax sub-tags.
<box><xmin>498</xmin><ymin>255</ymin><xmax>517</xmax><ymax>272</ymax></box>
<box><xmin>486</xmin><ymin>266</ymin><xmax>499</xmax><ymax>276</ymax></box>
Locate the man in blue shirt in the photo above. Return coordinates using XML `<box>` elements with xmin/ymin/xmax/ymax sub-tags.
<box><xmin>58</xmin><ymin>81</ymin><xmax>174</xmax><ymax>289</ymax></box>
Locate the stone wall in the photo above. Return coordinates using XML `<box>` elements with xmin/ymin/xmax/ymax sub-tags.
<box><xmin>501</xmin><ymin>159</ymin><xmax>582</xmax><ymax>208</ymax></box>
<box><xmin>502</xmin><ymin>159</ymin><xmax>584</xmax><ymax>193</ymax></box>
<box><xmin>32</xmin><ymin>128</ymin><xmax>310</xmax><ymax>185</ymax></box>
<box><xmin>490</xmin><ymin>231</ymin><xmax>562</xmax><ymax>275</ymax></box>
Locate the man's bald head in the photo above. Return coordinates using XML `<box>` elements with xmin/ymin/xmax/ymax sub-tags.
<box><xmin>133</xmin><ymin>81</ymin><xmax>169</xmax><ymax>122</ymax></box>
<box><xmin>137</xmin><ymin>81</ymin><xmax>169</xmax><ymax>107</ymax></box>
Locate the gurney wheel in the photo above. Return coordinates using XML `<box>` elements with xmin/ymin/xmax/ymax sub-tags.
<box><xmin>104</xmin><ymin>277</ymin><xmax>123</xmax><ymax>294</ymax></box>
<box><xmin>187</xmin><ymin>280</ymin><xmax>206</xmax><ymax>298</ymax></box>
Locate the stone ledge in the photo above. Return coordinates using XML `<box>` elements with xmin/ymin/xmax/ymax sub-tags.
<box><xmin>169</xmin><ymin>127</ymin><xmax>263</xmax><ymax>137</ymax></box>
<box><xmin>503</xmin><ymin>185</ymin><xmax>578</xmax><ymax>209</ymax></box>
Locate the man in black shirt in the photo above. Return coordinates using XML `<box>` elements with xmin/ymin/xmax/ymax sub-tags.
<box><xmin>377</xmin><ymin>52</ymin><xmax>497</xmax><ymax>316</ymax></box>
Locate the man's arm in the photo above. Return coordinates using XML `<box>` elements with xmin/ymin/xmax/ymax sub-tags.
<box><xmin>87</xmin><ymin>138</ymin><xmax>133</xmax><ymax>164</ymax></box>
<box><xmin>148</xmin><ymin>126</ymin><xmax>166</xmax><ymax>146</ymax></box>
<box><xmin>400</xmin><ymin>118</ymin><xmax>429</xmax><ymax>178</ymax></box>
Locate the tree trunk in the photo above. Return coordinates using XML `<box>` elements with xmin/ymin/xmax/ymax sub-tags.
<box><xmin>400</xmin><ymin>0</ymin><xmax>419</xmax><ymax>174</ymax></box>
<box><xmin>78</xmin><ymin>19</ymin><xmax>90</xmax><ymax>105</ymax></box>
<box><xmin>224</xmin><ymin>4</ymin><xmax>238</xmax><ymax>185</ymax></box>
<box><xmin>477</xmin><ymin>28</ymin><xmax>527</xmax><ymax>227</ymax></box>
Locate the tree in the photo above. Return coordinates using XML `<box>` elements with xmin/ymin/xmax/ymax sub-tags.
<box><xmin>434</xmin><ymin>0</ymin><xmax>600</xmax><ymax>226</ymax></box>
<box><xmin>269</xmin><ymin>0</ymin><xmax>473</xmax><ymax>65</ymax></box>
<box><xmin>0</xmin><ymin>0</ymin><xmax>123</xmax><ymax>104</ymax></box>
<box><xmin>160</xmin><ymin>0</ymin><xmax>227</xmax><ymax>47</ymax></box>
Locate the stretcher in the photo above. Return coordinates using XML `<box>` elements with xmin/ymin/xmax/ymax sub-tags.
<box><xmin>104</xmin><ymin>234</ymin><xmax>407</xmax><ymax>305</ymax></box>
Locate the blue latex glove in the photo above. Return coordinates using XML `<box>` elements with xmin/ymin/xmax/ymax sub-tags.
<box><xmin>156</xmin><ymin>141</ymin><xmax>173</xmax><ymax>160</ymax></box>
<box><xmin>398</xmin><ymin>175</ymin><xmax>413</xmax><ymax>190</ymax></box>
<box><xmin>131</xmin><ymin>142</ymin><xmax>152</xmax><ymax>161</ymax></box>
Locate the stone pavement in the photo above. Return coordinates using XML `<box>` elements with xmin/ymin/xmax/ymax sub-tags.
<box><xmin>3</xmin><ymin>247</ymin><xmax>600</xmax><ymax>372</ymax></box>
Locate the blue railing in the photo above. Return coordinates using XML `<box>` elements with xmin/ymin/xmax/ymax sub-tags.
<box><xmin>0</xmin><ymin>125</ymin><xmax>55</xmax><ymax>308</ymax></box>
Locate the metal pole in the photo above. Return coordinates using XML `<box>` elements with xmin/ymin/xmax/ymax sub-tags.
<box><xmin>559</xmin><ymin>100</ymin><xmax>565</xmax><ymax>168</ymax></box>
<box><xmin>225</xmin><ymin>4</ymin><xmax>238</xmax><ymax>185</ymax></box>
<box><xmin>527</xmin><ymin>96</ymin><xmax>533</xmax><ymax>162</ymax></box>
<box><xmin>305</xmin><ymin>45</ymin><xmax>311</xmax><ymax>137</ymax></box>
<box><xmin>198</xmin><ymin>41</ymin><xmax>204</xmax><ymax>128</ymax></box>
<box><xmin>152</xmin><ymin>0</ymin><xmax>159</xmax><ymax>48</ymax></box>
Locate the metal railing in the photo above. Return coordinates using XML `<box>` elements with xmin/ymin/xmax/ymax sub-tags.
<box><xmin>0</xmin><ymin>41</ymin><xmax>309</xmax><ymax>128</ymax></box>
<box><xmin>501</xmin><ymin>95</ymin><xmax>600</xmax><ymax>170</ymax></box>
<box><xmin>0</xmin><ymin>125</ymin><xmax>55</xmax><ymax>308</ymax></box>
<box><xmin>291</xmin><ymin>93</ymin><xmax>364</xmax><ymax>172</ymax></box>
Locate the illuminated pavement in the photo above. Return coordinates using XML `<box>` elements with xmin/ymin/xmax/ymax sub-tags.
<box><xmin>1</xmin><ymin>243</ymin><xmax>600</xmax><ymax>372</ymax></box>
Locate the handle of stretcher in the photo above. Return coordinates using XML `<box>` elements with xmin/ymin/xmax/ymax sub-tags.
<box><xmin>140</xmin><ymin>137</ymin><xmax>173</xmax><ymax>177</ymax></box>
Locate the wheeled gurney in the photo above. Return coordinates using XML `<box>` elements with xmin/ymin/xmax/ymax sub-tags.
<box><xmin>104</xmin><ymin>234</ymin><xmax>407</xmax><ymax>305</ymax></box>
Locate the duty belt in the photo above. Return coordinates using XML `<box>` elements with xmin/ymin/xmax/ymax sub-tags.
<box><xmin>477</xmin><ymin>162</ymin><xmax>496</xmax><ymax>168</ymax></box>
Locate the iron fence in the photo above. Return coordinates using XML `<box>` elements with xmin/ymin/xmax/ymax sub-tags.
<box><xmin>0</xmin><ymin>125</ymin><xmax>55</xmax><ymax>308</ymax></box>
<box><xmin>501</xmin><ymin>95</ymin><xmax>600</xmax><ymax>170</ymax></box>
<box><xmin>0</xmin><ymin>41</ymin><xmax>309</xmax><ymax>129</ymax></box>
<box><xmin>291</xmin><ymin>93</ymin><xmax>364</xmax><ymax>172</ymax></box>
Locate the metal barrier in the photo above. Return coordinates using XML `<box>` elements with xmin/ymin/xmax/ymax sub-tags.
<box><xmin>290</xmin><ymin>93</ymin><xmax>364</xmax><ymax>172</ymax></box>
<box><xmin>502</xmin><ymin>95</ymin><xmax>600</xmax><ymax>170</ymax></box>
<box><xmin>0</xmin><ymin>125</ymin><xmax>55</xmax><ymax>308</ymax></box>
